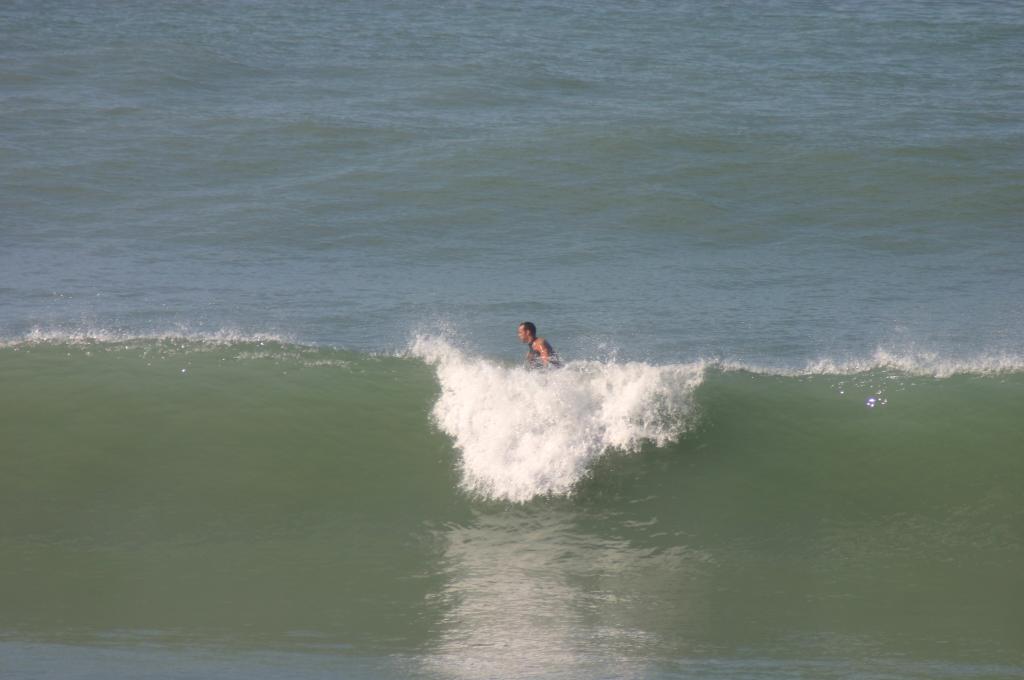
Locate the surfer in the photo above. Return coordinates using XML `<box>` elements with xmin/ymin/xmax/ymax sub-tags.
<box><xmin>518</xmin><ymin>321</ymin><xmax>561</xmax><ymax>368</ymax></box>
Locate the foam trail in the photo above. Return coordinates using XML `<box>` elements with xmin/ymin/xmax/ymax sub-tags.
<box><xmin>0</xmin><ymin>326</ymin><xmax>294</xmax><ymax>348</ymax></box>
<box><xmin>411</xmin><ymin>336</ymin><xmax>705</xmax><ymax>502</ymax></box>
<box><xmin>798</xmin><ymin>348</ymin><xmax>1024</xmax><ymax>378</ymax></box>
<box><xmin>716</xmin><ymin>348</ymin><xmax>1024</xmax><ymax>378</ymax></box>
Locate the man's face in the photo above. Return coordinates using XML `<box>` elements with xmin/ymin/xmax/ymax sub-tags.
<box><xmin>518</xmin><ymin>325</ymin><xmax>531</xmax><ymax>343</ymax></box>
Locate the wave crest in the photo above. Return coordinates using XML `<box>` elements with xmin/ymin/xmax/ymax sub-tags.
<box><xmin>410</xmin><ymin>336</ymin><xmax>704</xmax><ymax>502</ymax></box>
<box><xmin>719</xmin><ymin>348</ymin><xmax>1024</xmax><ymax>378</ymax></box>
<box><xmin>0</xmin><ymin>326</ymin><xmax>294</xmax><ymax>349</ymax></box>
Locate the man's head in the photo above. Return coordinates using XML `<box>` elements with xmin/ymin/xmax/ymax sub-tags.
<box><xmin>518</xmin><ymin>321</ymin><xmax>536</xmax><ymax>343</ymax></box>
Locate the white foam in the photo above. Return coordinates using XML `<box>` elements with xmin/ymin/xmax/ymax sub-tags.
<box><xmin>0</xmin><ymin>326</ymin><xmax>295</xmax><ymax>349</ymax></box>
<box><xmin>716</xmin><ymin>348</ymin><xmax>1024</xmax><ymax>378</ymax></box>
<box><xmin>410</xmin><ymin>336</ymin><xmax>705</xmax><ymax>502</ymax></box>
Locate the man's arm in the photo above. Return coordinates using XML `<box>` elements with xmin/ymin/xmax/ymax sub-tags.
<box><xmin>534</xmin><ymin>339</ymin><xmax>553</xmax><ymax>366</ymax></box>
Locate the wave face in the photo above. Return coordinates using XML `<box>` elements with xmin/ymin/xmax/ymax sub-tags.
<box><xmin>2</xmin><ymin>331</ymin><xmax>1023</xmax><ymax>506</ymax></box>
<box><xmin>2</xmin><ymin>333</ymin><xmax>1023</xmax><ymax>672</ymax></box>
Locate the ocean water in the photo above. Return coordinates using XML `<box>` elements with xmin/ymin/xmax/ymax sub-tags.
<box><xmin>1</xmin><ymin>1</ymin><xmax>1023</xmax><ymax>678</ymax></box>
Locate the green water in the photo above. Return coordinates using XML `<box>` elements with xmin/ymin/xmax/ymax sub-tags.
<box><xmin>2</xmin><ymin>341</ymin><xmax>1021</xmax><ymax>677</ymax></box>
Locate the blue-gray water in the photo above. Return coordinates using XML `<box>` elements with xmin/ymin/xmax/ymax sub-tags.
<box><xmin>2</xmin><ymin>1</ymin><xmax>1023</xmax><ymax>678</ymax></box>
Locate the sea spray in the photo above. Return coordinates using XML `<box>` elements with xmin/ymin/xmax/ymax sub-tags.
<box><xmin>410</xmin><ymin>335</ymin><xmax>705</xmax><ymax>501</ymax></box>
<box><xmin>2</xmin><ymin>326</ymin><xmax>294</xmax><ymax>348</ymax></box>
<box><xmin>779</xmin><ymin>348</ymin><xmax>1024</xmax><ymax>379</ymax></box>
